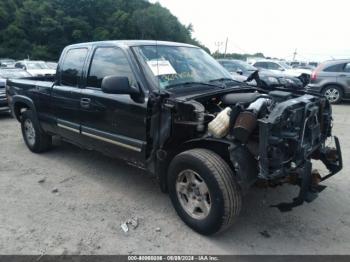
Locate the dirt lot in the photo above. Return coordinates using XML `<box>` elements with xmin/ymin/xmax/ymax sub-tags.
<box><xmin>0</xmin><ymin>104</ymin><xmax>350</xmax><ymax>255</ymax></box>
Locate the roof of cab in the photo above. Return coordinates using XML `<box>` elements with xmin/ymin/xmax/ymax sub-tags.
<box><xmin>66</xmin><ymin>40</ymin><xmax>198</xmax><ymax>49</ymax></box>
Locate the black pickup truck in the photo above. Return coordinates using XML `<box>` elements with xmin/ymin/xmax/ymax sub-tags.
<box><xmin>7</xmin><ymin>41</ymin><xmax>342</xmax><ymax>235</ymax></box>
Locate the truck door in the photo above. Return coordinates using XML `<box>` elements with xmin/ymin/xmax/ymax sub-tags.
<box><xmin>79</xmin><ymin>46</ymin><xmax>148</xmax><ymax>163</ymax></box>
<box><xmin>52</xmin><ymin>47</ymin><xmax>88</xmax><ymax>141</ymax></box>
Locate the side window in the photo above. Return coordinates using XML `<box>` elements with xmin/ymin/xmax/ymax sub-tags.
<box><xmin>324</xmin><ymin>63</ymin><xmax>345</xmax><ymax>72</ymax></box>
<box><xmin>268</xmin><ymin>62</ymin><xmax>280</xmax><ymax>70</ymax></box>
<box><xmin>87</xmin><ymin>47</ymin><xmax>136</xmax><ymax>88</ymax></box>
<box><xmin>60</xmin><ymin>48</ymin><xmax>88</xmax><ymax>86</ymax></box>
<box><xmin>254</xmin><ymin>62</ymin><xmax>266</xmax><ymax>69</ymax></box>
<box><xmin>221</xmin><ymin>62</ymin><xmax>238</xmax><ymax>72</ymax></box>
<box><xmin>344</xmin><ymin>63</ymin><xmax>350</xmax><ymax>73</ymax></box>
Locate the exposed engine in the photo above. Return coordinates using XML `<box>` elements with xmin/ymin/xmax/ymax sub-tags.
<box><xmin>203</xmin><ymin>90</ymin><xmax>341</xmax><ymax>181</ymax></box>
<box><xmin>167</xmin><ymin>89</ymin><xmax>342</xmax><ymax>210</ymax></box>
<box><xmin>170</xmin><ymin>89</ymin><xmax>341</xmax><ymax>182</ymax></box>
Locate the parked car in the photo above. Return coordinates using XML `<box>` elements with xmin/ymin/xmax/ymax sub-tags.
<box><xmin>252</xmin><ymin>59</ymin><xmax>311</xmax><ymax>85</ymax></box>
<box><xmin>0</xmin><ymin>58</ymin><xmax>15</xmax><ymax>68</ymax></box>
<box><xmin>46</xmin><ymin>62</ymin><xmax>58</xmax><ymax>70</ymax></box>
<box><xmin>7</xmin><ymin>41</ymin><xmax>342</xmax><ymax>235</ymax></box>
<box><xmin>217</xmin><ymin>59</ymin><xmax>303</xmax><ymax>89</ymax></box>
<box><xmin>0</xmin><ymin>68</ymin><xmax>31</xmax><ymax>113</ymax></box>
<box><xmin>293</xmin><ymin>65</ymin><xmax>316</xmax><ymax>70</ymax></box>
<box><xmin>306</xmin><ymin>59</ymin><xmax>350</xmax><ymax>103</ymax></box>
<box><xmin>14</xmin><ymin>60</ymin><xmax>56</xmax><ymax>76</ymax></box>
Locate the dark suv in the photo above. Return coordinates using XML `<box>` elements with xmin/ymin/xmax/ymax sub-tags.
<box><xmin>307</xmin><ymin>59</ymin><xmax>350</xmax><ymax>104</ymax></box>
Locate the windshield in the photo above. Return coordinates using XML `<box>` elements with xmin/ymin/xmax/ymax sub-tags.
<box><xmin>0</xmin><ymin>70</ymin><xmax>31</xmax><ymax>78</ymax></box>
<box><xmin>234</xmin><ymin>60</ymin><xmax>256</xmax><ymax>71</ymax></box>
<box><xmin>279</xmin><ymin>61</ymin><xmax>292</xmax><ymax>69</ymax></box>
<box><xmin>134</xmin><ymin>45</ymin><xmax>233</xmax><ymax>90</ymax></box>
<box><xmin>26</xmin><ymin>62</ymin><xmax>50</xmax><ymax>70</ymax></box>
<box><xmin>46</xmin><ymin>62</ymin><xmax>58</xmax><ymax>69</ymax></box>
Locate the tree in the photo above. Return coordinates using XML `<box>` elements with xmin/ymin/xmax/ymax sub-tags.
<box><xmin>0</xmin><ymin>0</ymin><xmax>209</xmax><ymax>60</ymax></box>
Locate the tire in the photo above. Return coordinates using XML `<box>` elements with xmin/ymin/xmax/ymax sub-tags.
<box><xmin>168</xmin><ymin>149</ymin><xmax>242</xmax><ymax>235</ymax></box>
<box><xmin>322</xmin><ymin>85</ymin><xmax>343</xmax><ymax>104</ymax></box>
<box><xmin>21</xmin><ymin>110</ymin><xmax>52</xmax><ymax>153</ymax></box>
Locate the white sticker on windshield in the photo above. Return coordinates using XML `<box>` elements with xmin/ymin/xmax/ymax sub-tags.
<box><xmin>147</xmin><ymin>60</ymin><xmax>177</xmax><ymax>76</ymax></box>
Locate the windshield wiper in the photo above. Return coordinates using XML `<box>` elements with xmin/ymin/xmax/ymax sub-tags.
<box><xmin>209</xmin><ymin>78</ymin><xmax>241</xmax><ymax>86</ymax></box>
<box><xmin>166</xmin><ymin>81</ymin><xmax>224</xmax><ymax>90</ymax></box>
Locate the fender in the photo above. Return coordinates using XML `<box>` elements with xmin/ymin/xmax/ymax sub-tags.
<box><xmin>182</xmin><ymin>138</ymin><xmax>258</xmax><ymax>191</ymax></box>
<box><xmin>12</xmin><ymin>95</ymin><xmax>37</xmax><ymax>122</ymax></box>
<box><xmin>157</xmin><ymin>137</ymin><xmax>258</xmax><ymax>193</ymax></box>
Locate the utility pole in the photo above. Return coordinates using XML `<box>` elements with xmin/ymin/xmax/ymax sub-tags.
<box><xmin>224</xmin><ymin>37</ymin><xmax>228</xmax><ymax>58</ymax></box>
<box><xmin>292</xmin><ymin>49</ymin><xmax>298</xmax><ymax>61</ymax></box>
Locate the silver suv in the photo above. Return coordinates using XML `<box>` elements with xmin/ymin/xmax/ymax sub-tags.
<box><xmin>307</xmin><ymin>59</ymin><xmax>350</xmax><ymax>103</ymax></box>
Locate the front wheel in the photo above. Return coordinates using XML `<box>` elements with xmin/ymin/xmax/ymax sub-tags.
<box><xmin>21</xmin><ymin>110</ymin><xmax>52</xmax><ymax>153</ymax></box>
<box><xmin>168</xmin><ymin>149</ymin><xmax>242</xmax><ymax>235</ymax></box>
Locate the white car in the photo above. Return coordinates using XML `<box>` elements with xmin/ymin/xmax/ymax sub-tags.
<box><xmin>14</xmin><ymin>60</ymin><xmax>56</xmax><ymax>77</ymax></box>
<box><xmin>252</xmin><ymin>60</ymin><xmax>311</xmax><ymax>85</ymax></box>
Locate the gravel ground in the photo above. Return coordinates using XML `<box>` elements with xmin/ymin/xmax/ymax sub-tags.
<box><xmin>0</xmin><ymin>104</ymin><xmax>349</xmax><ymax>255</ymax></box>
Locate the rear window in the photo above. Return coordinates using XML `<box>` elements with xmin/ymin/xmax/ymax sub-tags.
<box><xmin>220</xmin><ymin>61</ymin><xmax>240</xmax><ymax>72</ymax></box>
<box><xmin>60</xmin><ymin>48</ymin><xmax>88</xmax><ymax>86</ymax></box>
<box><xmin>266</xmin><ymin>62</ymin><xmax>281</xmax><ymax>70</ymax></box>
<box><xmin>323</xmin><ymin>63</ymin><xmax>345</xmax><ymax>72</ymax></box>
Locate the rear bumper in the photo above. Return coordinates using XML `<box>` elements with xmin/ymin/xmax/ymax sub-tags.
<box><xmin>0</xmin><ymin>91</ymin><xmax>9</xmax><ymax>112</ymax></box>
<box><xmin>0</xmin><ymin>105</ymin><xmax>9</xmax><ymax>112</ymax></box>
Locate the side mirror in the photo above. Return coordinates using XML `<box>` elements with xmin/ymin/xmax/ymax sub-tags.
<box><xmin>278</xmin><ymin>67</ymin><xmax>285</xmax><ymax>71</ymax></box>
<box><xmin>236</xmin><ymin>69</ymin><xmax>243</xmax><ymax>75</ymax></box>
<box><xmin>101</xmin><ymin>76</ymin><xmax>139</xmax><ymax>95</ymax></box>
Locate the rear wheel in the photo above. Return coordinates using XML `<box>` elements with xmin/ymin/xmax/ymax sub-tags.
<box><xmin>168</xmin><ymin>149</ymin><xmax>242</xmax><ymax>235</ymax></box>
<box><xmin>323</xmin><ymin>85</ymin><xmax>343</xmax><ymax>104</ymax></box>
<box><xmin>21</xmin><ymin>110</ymin><xmax>52</xmax><ymax>153</ymax></box>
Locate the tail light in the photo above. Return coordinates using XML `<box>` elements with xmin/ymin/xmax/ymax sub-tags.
<box><xmin>311</xmin><ymin>64</ymin><xmax>323</xmax><ymax>81</ymax></box>
<box><xmin>311</xmin><ymin>71</ymin><xmax>317</xmax><ymax>81</ymax></box>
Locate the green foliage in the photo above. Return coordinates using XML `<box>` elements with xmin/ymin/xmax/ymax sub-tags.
<box><xmin>0</xmin><ymin>0</ymin><xmax>208</xmax><ymax>60</ymax></box>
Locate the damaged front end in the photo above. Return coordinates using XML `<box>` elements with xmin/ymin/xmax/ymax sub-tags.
<box><xmin>165</xmin><ymin>89</ymin><xmax>342</xmax><ymax>211</ymax></box>
<box><xmin>255</xmin><ymin>91</ymin><xmax>343</xmax><ymax>211</ymax></box>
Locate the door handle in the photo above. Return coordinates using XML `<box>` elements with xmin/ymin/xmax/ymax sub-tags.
<box><xmin>339</xmin><ymin>74</ymin><xmax>346</xmax><ymax>77</ymax></box>
<box><xmin>80</xmin><ymin>98</ymin><xmax>91</xmax><ymax>109</ymax></box>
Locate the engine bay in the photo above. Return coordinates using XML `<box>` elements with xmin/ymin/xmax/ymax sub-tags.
<box><xmin>171</xmin><ymin>89</ymin><xmax>341</xmax><ymax>184</ymax></box>
<box><xmin>167</xmin><ymin>89</ymin><xmax>342</xmax><ymax>210</ymax></box>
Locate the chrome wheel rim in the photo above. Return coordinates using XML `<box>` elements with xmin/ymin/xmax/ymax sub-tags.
<box><xmin>325</xmin><ymin>88</ymin><xmax>340</xmax><ymax>103</ymax></box>
<box><xmin>176</xmin><ymin>169</ymin><xmax>211</xmax><ymax>220</ymax></box>
<box><xmin>24</xmin><ymin>119</ymin><xmax>36</xmax><ymax>146</ymax></box>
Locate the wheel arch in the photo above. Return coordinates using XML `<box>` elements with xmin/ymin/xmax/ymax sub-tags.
<box><xmin>157</xmin><ymin>138</ymin><xmax>244</xmax><ymax>193</ymax></box>
<box><xmin>12</xmin><ymin>95</ymin><xmax>37</xmax><ymax>122</ymax></box>
<box><xmin>321</xmin><ymin>83</ymin><xmax>345</xmax><ymax>95</ymax></box>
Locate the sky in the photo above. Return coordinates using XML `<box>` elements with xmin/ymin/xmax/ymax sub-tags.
<box><xmin>150</xmin><ymin>0</ymin><xmax>350</xmax><ymax>62</ymax></box>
